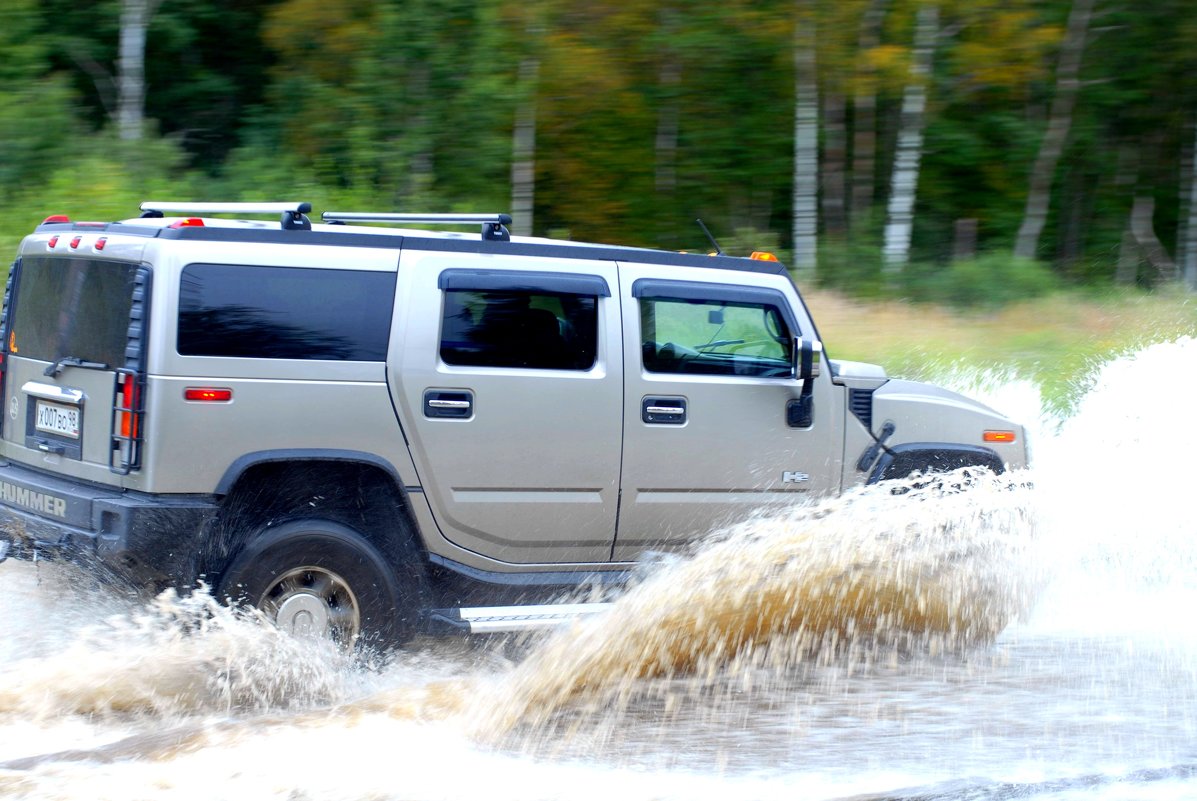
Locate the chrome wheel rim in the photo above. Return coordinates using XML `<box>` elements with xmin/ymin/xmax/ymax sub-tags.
<box><xmin>259</xmin><ymin>566</ymin><xmax>361</xmax><ymax>647</ymax></box>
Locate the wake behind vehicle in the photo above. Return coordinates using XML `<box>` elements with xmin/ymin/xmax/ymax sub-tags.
<box><xmin>0</xmin><ymin>202</ymin><xmax>1028</xmax><ymax>648</ymax></box>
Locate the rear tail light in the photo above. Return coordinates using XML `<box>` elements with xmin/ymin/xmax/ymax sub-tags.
<box><xmin>119</xmin><ymin>374</ymin><xmax>139</xmax><ymax>440</ymax></box>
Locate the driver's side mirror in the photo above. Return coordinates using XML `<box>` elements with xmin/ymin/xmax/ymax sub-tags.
<box><xmin>793</xmin><ymin>338</ymin><xmax>823</xmax><ymax>381</ymax></box>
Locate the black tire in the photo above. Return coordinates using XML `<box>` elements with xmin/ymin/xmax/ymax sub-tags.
<box><xmin>217</xmin><ymin>520</ymin><xmax>422</xmax><ymax>650</ymax></box>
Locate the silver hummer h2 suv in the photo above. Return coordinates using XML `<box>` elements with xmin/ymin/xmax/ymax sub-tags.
<box><xmin>0</xmin><ymin>202</ymin><xmax>1028</xmax><ymax>648</ymax></box>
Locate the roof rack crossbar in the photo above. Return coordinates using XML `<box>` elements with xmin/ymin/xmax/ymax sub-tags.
<box><xmin>140</xmin><ymin>201</ymin><xmax>313</xmax><ymax>215</ymax></box>
<box><xmin>321</xmin><ymin>212</ymin><xmax>512</xmax><ymax>225</ymax></box>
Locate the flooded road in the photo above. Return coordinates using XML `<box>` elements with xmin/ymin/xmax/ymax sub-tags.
<box><xmin>1</xmin><ymin>338</ymin><xmax>1195</xmax><ymax>801</ymax></box>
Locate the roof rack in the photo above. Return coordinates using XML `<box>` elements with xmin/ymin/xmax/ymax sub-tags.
<box><xmin>139</xmin><ymin>201</ymin><xmax>313</xmax><ymax>231</ymax></box>
<box><xmin>321</xmin><ymin>212</ymin><xmax>512</xmax><ymax>242</ymax></box>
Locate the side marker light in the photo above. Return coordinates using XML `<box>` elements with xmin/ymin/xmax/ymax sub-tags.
<box><xmin>983</xmin><ymin>430</ymin><xmax>1017</xmax><ymax>443</ymax></box>
<box><xmin>184</xmin><ymin>387</ymin><xmax>233</xmax><ymax>402</ymax></box>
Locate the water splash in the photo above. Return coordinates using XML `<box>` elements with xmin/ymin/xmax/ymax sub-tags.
<box><xmin>469</xmin><ymin>471</ymin><xmax>1039</xmax><ymax>736</ymax></box>
<box><xmin>0</xmin><ymin>585</ymin><xmax>362</xmax><ymax>722</ymax></box>
<box><xmin>1</xmin><ymin>337</ymin><xmax>1195</xmax><ymax>801</ymax></box>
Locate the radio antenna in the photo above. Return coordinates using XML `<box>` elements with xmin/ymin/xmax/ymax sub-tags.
<box><xmin>695</xmin><ymin>219</ymin><xmax>723</xmax><ymax>255</ymax></box>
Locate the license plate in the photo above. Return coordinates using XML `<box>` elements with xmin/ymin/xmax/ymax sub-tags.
<box><xmin>34</xmin><ymin>400</ymin><xmax>80</xmax><ymax>439</ymax></box>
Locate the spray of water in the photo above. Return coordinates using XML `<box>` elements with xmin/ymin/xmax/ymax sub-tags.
<box><xmin>0</xmin><ymin>586</ymin><xmax>362</xmax><ymax>721</ymax></box>
<box><xmin>0</xmin><ymin>337</ymin><xmax>1193</xmax><ymax>800</ymax></box>
<box><xmin>469</xmin><ymin>472</ymin><xmax>1039</xmax><ymax>736</ymax></box>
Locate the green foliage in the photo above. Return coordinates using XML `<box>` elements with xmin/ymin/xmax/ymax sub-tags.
<box><xmin>904</xmin><ymin>253</ymin><xmax>1060</xmax><ymax>308</ymax></box>
<box><xmin>0</xmin><ymin>0</ymin><xmax>1191</xmax><ymax>301</ymax></box>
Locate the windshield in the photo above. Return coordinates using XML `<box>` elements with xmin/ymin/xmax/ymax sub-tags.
<box><xmin>9</xmin><ymin>256</ymin><xmax>138</xmax><ymax>368</ymax></box>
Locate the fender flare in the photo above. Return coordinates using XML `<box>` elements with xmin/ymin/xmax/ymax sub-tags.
<box><xmin>867</xmin><ymin>442</ymin><xmax>1004</xmax><ymax>484</ymax></box>
<box><xmin>214</xmin><ymin>449</ymin><xmax>410</xmax><ymax>495</ymax></box>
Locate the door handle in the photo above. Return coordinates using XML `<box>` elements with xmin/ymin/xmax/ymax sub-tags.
<box><xmin>642</xmin><ymin>396</ymin><xmax>687</xmax><ymax>425</ymax></box>
<box><xmin>424</xmin><ymin>390</ymin><xmax>473</xmax><ymax>419</ymax></box>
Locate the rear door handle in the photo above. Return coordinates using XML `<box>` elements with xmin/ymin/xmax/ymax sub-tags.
<box><xmin>424</xmin><ymin>390</ymin><xmax>473</xmax><ymax>419</ymax></box>
<box><xmin>642</xmin><ymin>396</ymin><xmax>687</xmax><ymax>425</ymax></box>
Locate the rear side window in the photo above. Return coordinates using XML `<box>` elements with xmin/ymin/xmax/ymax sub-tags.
<box><xmin>9</xmin><ymin>256</ymin><xmax>138</xmax><ymax>368</ymax></box>
<box><xmin>178</xmin><ymin>264</ymin><xmax>395</xmax><ymax>360</ymax></box>
<box><xmin>440</xmin><ymin>290</ymin><xmax>598</xmax><ymax>370</ymax></box>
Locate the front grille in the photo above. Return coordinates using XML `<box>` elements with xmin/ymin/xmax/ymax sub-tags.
<box><xmin>849</xmin><ymin>388</ymin><xmax>874</xmax><ymax>429</ymax></box>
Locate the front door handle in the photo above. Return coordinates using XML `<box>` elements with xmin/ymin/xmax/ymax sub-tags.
<box><xmin>642</xmin><ymin>396</ymin><xmax>687</xmax><ymax>425</ymax></box>
<box><xmin>424</xmin><ymin>390</ymin><xmax>473</xmax><ymax>419</ymax></box>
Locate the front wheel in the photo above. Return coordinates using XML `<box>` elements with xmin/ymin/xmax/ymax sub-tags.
<box><xmin>218</xmin><ymin>520</ymin><xmax>420</xmax><ymax>650</ymax></box>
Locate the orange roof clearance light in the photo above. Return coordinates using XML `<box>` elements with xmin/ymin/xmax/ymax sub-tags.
<box><xmin>983</xmin><ymin>430</ymin><xmax>1017</xmax><ymax>443</ymax></box>
<box><xmin>168</xmin><ymin>218</ymin><xmax>206</xmax><ymax>229</ymax></box>
<box><xmin>750</xmin><ymin>251</ymin><xmax>779</xmax><ymax>262</ymax></box>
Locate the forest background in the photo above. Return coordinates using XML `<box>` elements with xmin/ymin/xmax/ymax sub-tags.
<box><xmin>0</xmin><ymin>0</ymin><xmax>1194</xmax><ymax>401</ymax></box>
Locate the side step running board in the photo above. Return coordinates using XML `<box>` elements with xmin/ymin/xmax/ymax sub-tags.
<box><xmin>428</xmin><ymin>602</ymin><xmax>613</xmax><ymax>635</ymax></box>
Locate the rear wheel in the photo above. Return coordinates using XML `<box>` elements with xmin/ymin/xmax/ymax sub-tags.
<box><xmin>218</xmin><ymin>520</ymin><xmax>421</xmax><ymax>650</ymax></box>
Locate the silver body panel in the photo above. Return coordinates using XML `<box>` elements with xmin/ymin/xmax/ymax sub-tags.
<box><xmin>0</xmin><ymin>215</ymin><xmax>1030</xmax><ymax>587</ymax></box>
<box><xmin>612</xmin><ymin>262</ymin><xmax>842</xmax><ymax>559</ymax></box>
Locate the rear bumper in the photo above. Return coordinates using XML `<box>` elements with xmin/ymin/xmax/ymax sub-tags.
<box><xmin>0</xmin><ymin>460</ymin><xmax>217</xmax><ymax>588</ymax></box>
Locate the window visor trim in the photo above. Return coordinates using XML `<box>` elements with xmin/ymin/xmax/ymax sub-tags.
<box><xmin>438</xmin><ymin>268</ymin><xmax>610</xmax><ymax>297</ymax></box>
<box><xmin>631</xmin><ymin>279</ymin><xmax>800</xmax><ymax>334</ymax></box>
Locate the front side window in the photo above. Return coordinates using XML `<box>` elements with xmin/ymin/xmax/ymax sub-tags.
<box><xmin>9</xmin><ymin>256</ymin><xmax>138</xmax><ymax>367</ymax></box>
<box><xmin>640</xmin><ymin>296</ymin><xmax>793</xmax><ymax>378</ymax></box>
<box><xmin>178</xmin><ymin>263</ymin><xmax>395</xmax><ymax>360</ymax></box>
<box><xmin>440</xmin><ymin>289</ymin><xmax>598</xmax><ymax>370</ymax></box>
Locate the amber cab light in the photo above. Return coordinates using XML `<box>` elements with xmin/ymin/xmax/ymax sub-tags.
<box><xmin>750</xmin><ymin>251</ymin><xmax>780</xmax><ymax>262</ymax></box>
<box><xmin>184</xmin><ymin>387</ymin><xmax>233</xmax><ymax>402</ymax></box>
<box><xmin>169</xmin><ymin>218</ymin><xmax>205</xmax><ymax>229</ymax></box>
<box><xmin>983</xmin><ymin>430</ymin><xmax>1017</xmax><ymax>443</ymax></box>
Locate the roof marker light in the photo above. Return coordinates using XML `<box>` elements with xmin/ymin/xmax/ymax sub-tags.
<box><xmin>42</xmin><ymin>215</ymin><xmax>70</xmax><ymax>224</ymax></box>
<box><xmin>983</xmin><ymin>430</ymin><xmax>1017</xmax><ymax>443</ymax></box>
<box><xmin>47</xmin><ymin>235</ymin><xmax>59</xmax><ymax>248</ymax></box>
<box><xmin>750</xmin><ymin>252</ymin><xmax>780</xmax><ymax>262</ymax></box>
<box><xmin>95</xmin><ymin>236</ymin><xmax>108</xmax><ymax>251</ymax></box>
<box><xmin>69</xmin><ymin>236</ymin><xmax>82</xmax><ymax>249</ymax></box>
<box><xmin>168</xmin><ymin>218</ymin><xmax>206</xmax><ymax>229</ymax></box>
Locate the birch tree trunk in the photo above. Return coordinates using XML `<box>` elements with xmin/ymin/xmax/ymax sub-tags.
<box><xmin>1130</xmin><ymin>195</ymin><xmax>1178</xmax><ymax>283</ymax></box>
<box><xmin>1182</xmin><ymin>120</ymin><xmax>1197</xmax><ymax>290</ymax></box>
<box><xmin>655</xmin><ymin>7</ymin><xmax>680</xmax><ymax>199</ymax></box>
<box><xmin>882</xmin><ymin>3</ymin><xmax>938</xmax><ymax>276</ymax></box>
<box><xmin>821</xmin><ymin>91</ymin><xmax>847</xmax><ymax>237</ymax></box>
<box><xmin>1012</xmin><ymin>0</ymin><xmax>1095</xmax><ymax>260</ymax></box>
<box><xmin>117</xmin><ymin>0</ymin><xmax>161</xmax><ymax>141</ymax></box>
<box><xmin>850</xmin><ymin>0</ymin><xmax>887</xmax><ymax>229</ymax></box>
<box><xmin>510</xmin><ymin>53</ymin><xmax>540</xmax><ymax>238</ymax></box>
<box><xmin>792</xmin><ymin>12</ymin><xmax>819</xmax><ymax>279</ymax></box>
<box><xmin>1177</xmin><ymin>123</ymin><xmax>1191</xmax><ymax>275</ymax></box>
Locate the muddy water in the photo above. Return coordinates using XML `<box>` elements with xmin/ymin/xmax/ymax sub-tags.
<box><xmin>1</xmin><ymin>339</ymin><xmax>1195</xmax><ymax>801</ymax></box>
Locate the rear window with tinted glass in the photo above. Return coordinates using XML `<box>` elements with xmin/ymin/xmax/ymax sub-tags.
<box><xmin>9</xmin><ymin>256</ymin><xmax>138</xmax><ymax>368</ymax></box>
<box><xmin>177</xmin><ymin>264</ymin><xmax>395</xmax><ymax>360</ymax></box>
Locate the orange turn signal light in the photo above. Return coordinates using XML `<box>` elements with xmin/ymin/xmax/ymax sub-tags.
<box><xmin>983</xmin><ymin>430</ymin><xmax>1016</xmax><ymax>443</ymax></box>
